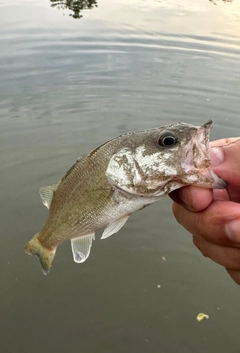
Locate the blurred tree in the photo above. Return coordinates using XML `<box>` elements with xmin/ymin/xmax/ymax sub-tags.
<box><xmin>50</xmin><ymin>0</ymin><xmax>98</xmax><ymax>19</ymax></box>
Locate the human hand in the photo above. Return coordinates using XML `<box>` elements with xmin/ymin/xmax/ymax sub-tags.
<box><xmin>170</xmin><ymin>138</ymin><xmax>240</xmax><ymax>285</ymax></box>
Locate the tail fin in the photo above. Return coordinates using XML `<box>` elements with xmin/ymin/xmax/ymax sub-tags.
<box><xmin>24</xmin><ymin>234</ymin><xmax>55</xmax><ymax>275</ymax></box>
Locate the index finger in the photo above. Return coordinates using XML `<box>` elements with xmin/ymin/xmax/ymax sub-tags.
<box><xmin>210</xmin><ymin>137</ymin><xmax>240</xmax><ymax>148</ymax></box>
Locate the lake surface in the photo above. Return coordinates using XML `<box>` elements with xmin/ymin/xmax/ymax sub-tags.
<box><xmin>1</xmin><ymin>1</ymin><xmax>240</xmax><ymax>352</ymax></box>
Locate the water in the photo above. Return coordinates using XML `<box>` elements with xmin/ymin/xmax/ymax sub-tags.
<box><xmin>1</xmin><ymin>1</ymin><xmax>240</xmax><ymax>352</ymax></box>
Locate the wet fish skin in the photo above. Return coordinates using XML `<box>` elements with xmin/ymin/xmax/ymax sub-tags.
<box><xmin>24</xmin><ymin>120</ymin><xmax>226</xmax><ymax>274</ymax></box>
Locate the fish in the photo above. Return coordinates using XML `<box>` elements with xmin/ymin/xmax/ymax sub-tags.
<box><xmin>24</xmin><ymin>120</ymin><xmax>226</xmax><ymax>275</ymax></box>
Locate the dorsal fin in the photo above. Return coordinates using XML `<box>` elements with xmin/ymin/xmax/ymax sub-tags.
<box><xmin>39</xmin><ymin>156</ymin><xmax>84</xmax><ymax>210</ymax></box>
<box><xmin>39</xmin><ymin>183</ymin><xmax>59</xmax><ymax>209</ymax></box>
<box><xmin>71</xmin><ymin>233</ymin><xmax>95</xmax><ymax>263</ymax></box>
<box><xmin>60</xmin><ymin>155</ymin><xmax>86</xmax><ymax>184</ymax></box>
<box><xmin>101</xmin><ymin>215</ymin><xmax>129</xmax><ymax>239</ymax></box>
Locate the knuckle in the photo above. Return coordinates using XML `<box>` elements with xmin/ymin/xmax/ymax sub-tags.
<box><xmin>226</xmin><ymin>268</ymin><xmax>240</xmax><ymax>286</ymax></box>
<box><xmin>193</xmin><ymin>237</ymin><xmax>209</xmax><ymax>258</ymax></box>
<box><xmin>232</xmin><ymin>248</ymin><xmax>240</xmax><ymax>270</ymax></box>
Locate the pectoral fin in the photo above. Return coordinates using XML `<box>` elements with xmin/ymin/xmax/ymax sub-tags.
<box><xmin>71</xmin><ymin>233</ymin><xmax>95</xmax><ymax>263</ymax></box>
<box><xmin>101</xmin><ymin>215</ymin><xmax>129</xmax><ymax>239</ymax></box>
<box><xmin>39</xmin><ymin>183</ymin><xmax>59</xmax><ymax>209</ymax></box>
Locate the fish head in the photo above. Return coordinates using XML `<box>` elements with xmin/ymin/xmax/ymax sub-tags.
<box><xmin>106</xmin><ymin>120</ymin><xmax>226</xmax><ymax>198</ymax></box>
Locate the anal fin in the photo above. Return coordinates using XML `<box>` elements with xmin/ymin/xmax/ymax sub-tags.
<box><xmin>71</xmin><ymin>233</ymin><xmax>95</xmax><ymax>263</ymax></box>
<box><xmin>39</xmin><ymin>183</ymin><xmax>59</xmax><ymax>209</ymax></box>
<box><xmin>101</xmin><ymin>215</ymin><xmax>129</xmax><ymax>240</ymax></box>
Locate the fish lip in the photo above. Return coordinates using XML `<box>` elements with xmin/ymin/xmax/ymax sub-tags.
<box><xmin>199</xmin><ymin>167</ymin><xmax>227</xmax><ymax>189</ymax></box>
<box><xmin>172</xmin><ymin>168</ymin><xmax>227</xmax><ymax>190</ymax></box>
<box><xmin>202</xmin><ymin>119</ymin><xmax>213</xmax><ymax>130</ymax></box>
<box><xmin>183</xmin><ymin>121</ymin><xmax>212</xmax><ymax>172</ymax></box>
<box><xmin>208</xmin><ymin>168</ymin><xmax>227</xmax><ymax>189</ymax></box>
<box><xmin>181</xmin><ymin>120</ymin><xmax>227</xmax><ymax>189</ymax></box>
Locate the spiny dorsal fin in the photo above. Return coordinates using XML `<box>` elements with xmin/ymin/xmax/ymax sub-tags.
<box><xmin>39</xmin><ymin>183</ymin><xmax>59</xmax><ymax>209</ymax></box>
<box><xmin>71</xmin><ymin>233</ymin><xmax>95</xmax><ymax>263</ymax></box>
<box><xmin>39</xmin><ymin>156</ymin><xmax>83</xmax><ymax>210</ymax></box>
<box><xmin>60</xmin><ymin>155</ymin><xmax>86</xmax><ymax>183</ymax></box>
<box><xmin>101</xmin><ymin>215</ymin><xmax>129</xmax><ymax>239</ymax></box>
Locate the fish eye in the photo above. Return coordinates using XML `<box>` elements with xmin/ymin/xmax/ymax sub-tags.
<box><xmin>158</xmin><ymin>131</ymin><xmax>177</xmax><ymax>147</ymax></box>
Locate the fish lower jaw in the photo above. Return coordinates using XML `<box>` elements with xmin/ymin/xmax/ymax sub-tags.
<box><xmin>172</xmin><ymin>168</ymin><xmax>227</xmax><ymax>190</ymax></box>
<box><xmin>203</xmin><ymin>168</ymin><xmax>227</xmax><ymax>189</ymax></box>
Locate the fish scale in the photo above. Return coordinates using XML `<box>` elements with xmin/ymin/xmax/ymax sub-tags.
<box><xmin>24</xmin><ymin>120</ymin><xmax>227</xmax><ymax>275</ymax></box>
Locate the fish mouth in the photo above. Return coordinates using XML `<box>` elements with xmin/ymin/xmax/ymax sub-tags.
<box><xmin>182</xmin><ymin>120</ymin><xmax>227</xmax><ymax>189</ymax></box>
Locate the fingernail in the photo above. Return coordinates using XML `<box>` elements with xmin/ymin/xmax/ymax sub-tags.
<box><xmin>225</xmin><ymin>220</ymin><xmax>240</xmax><ymax>243</ymax></box>
<box><xmin>210</xmin><ymin>147</ymin><xmax>224</xmax><ymax>167</ymax></box>
<box><xmin>178</xmin><ymin>188</ymin><xmax>195</xmax><ymax>211</ymax></box>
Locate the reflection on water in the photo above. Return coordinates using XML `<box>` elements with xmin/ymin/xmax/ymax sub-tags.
<box><xmin>49</xmin><ymin>0</ymin><xmax>235</xmax><ymax>20</ymax></box>
<box><xmin>209</xmin><ymin>0</ymin><xmax>232</xmax><ymax>3</ymax></box>
<box><xmin>49</xmin><ymin>0</ymin><xmax>234</xmax><ymax>20</ymax></box>
<box><xmin>50</xmin><ymin>0</ymin><xmax>97</xmax><ymax>18</ymax></box>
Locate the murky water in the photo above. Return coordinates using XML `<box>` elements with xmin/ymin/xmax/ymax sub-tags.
<box><xmin>1</xmin><ymin>1</ymin><xmax>240</xmax><ymax>352</ymax></box>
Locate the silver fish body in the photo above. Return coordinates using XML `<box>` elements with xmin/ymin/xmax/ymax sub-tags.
<box><xmin>24</xmin><ymin>120</ymin><xmax>226</xmax><ymax>274</ymax></box>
